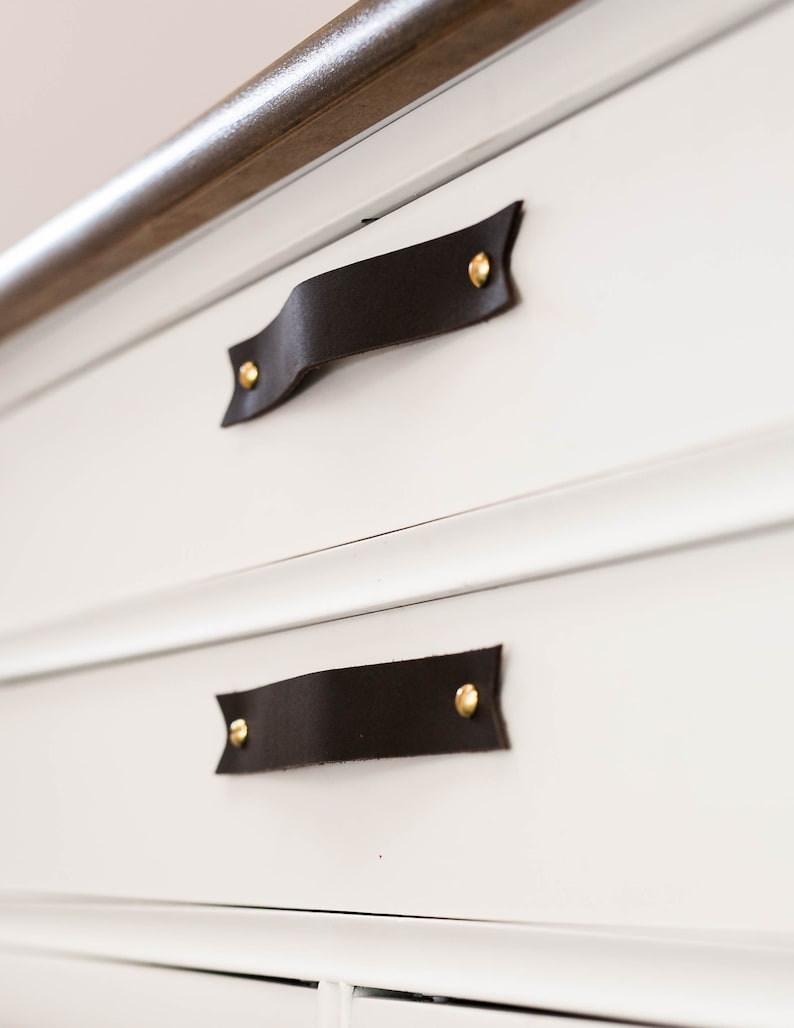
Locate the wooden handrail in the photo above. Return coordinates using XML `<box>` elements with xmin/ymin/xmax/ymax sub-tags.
<box><xmin>0</xmin><ymin>0</ymin><xmax>576</xmax><ymax>341</ymax></box>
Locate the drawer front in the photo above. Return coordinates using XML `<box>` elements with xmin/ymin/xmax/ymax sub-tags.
<box><xmin>353</xmin><ymin>995</ymin><xmax>635</xmax><ymax>1028</ymax></box>
<box><xmin>2</xmin><ymin>6</ymin><xmax>794</xmax><ymax>633</ymax></box>
<box><xmin>1</xmin><ymin>524</ymin><xmax>793</xmax><ymax>931</ymax></box>
<box><xmin>0</xmin><ymin>951</ymin><xmax>315</xmax><ymax>1027</ymax></box>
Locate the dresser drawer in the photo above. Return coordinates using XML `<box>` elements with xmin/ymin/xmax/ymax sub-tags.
<box><xmin>0</xmin><ymin>950</ymin><xmax>316</xmax><ymax>1027</ymax></box>
<box><xmin>2</xmin><ymin>6</ymin><xmax>794</xmax><ymax>634</ymax></box>
<box><xmin>1</xmin><ymin>522</ymin><xmax>793</xmax><ymax>930</ymax></box>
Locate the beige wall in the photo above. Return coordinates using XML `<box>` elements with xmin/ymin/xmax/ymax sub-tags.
<box><xmin>0</xmin><ymin>0</ymin><xmax>349</xmax><ymax>253</ymax></box>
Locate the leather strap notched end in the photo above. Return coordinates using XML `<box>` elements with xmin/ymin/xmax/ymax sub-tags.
<box><xmin>221</xmin><ymin>202</ymin><xmax>523</xmax><ymax>426</ymax></box>
<box><xmin>215</xmin><ymin>646</ymin><xmax>508</xmax><ymax>774</ymax></box>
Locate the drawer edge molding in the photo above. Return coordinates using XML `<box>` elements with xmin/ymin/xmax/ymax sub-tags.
<box><xmin>1</xmin><ymin>424</ymin><xmax>794</xmax><ymax>684</ymax></box>
<box><xmin>1</xmin><ymin>898</ymin><xmax>793</xmax><ymax>1028</ymax></box>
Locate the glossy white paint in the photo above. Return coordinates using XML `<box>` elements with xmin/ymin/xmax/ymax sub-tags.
<box><xmin>0</xmin><ymin>422</ymin><xmax>792</xmax><ymax>682</ymax></box>
<box><xmin>2</xmin><ymin>2</ymin><xmax>794</xmax><ymax>633</ymax></box>
<box><xmin>0</xmin><ymin>0</ymin><xmax>780</xmax><ymax>416</ymax></box>
<box><xmin>0</xmin><ymin>527</ymin><xmax>793</xmax><ymax>930</ymax></box>
<box><xmin>320</xmin><ymin>981</ymin><xmax>355</xmax><ymax>1028</ymax></box>
<box><xmin>2</xmin><ymin>6</ymin><xmax>794</xmax><ymax>1024</ymax></box>
<box><xmin>0</xmin><ymin>899</ymin><xmax>793</xmax><ymax>1028</ymax></box>
<box><xmin>0</xmin><ymin>950</ymin><xmax>316</xmax><ymax>1027</ymax></box>
<box><xmin>353</xmin><ymin>997</ymin><xmax>648</xmax><ymax>1028</ymax></box>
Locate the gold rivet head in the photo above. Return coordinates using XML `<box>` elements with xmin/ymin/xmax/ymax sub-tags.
<box><xmin>468</xmin><ymin>252</ymin><xmax>491</xmax><ymax>288</ymax></box>
<box><xmin>455</xmin><ymin>683</ymin><xmax>479</xmax><ymax>718</ymax></box>
<box><xmin>238</xmin><ymin>361</ymin><xmax>259</xmax><ymax>389</ymax></box>
<box><xmin>229</xmin><ymin>718</ymin><xmax>249</xmax><ymax>748</ymax></box>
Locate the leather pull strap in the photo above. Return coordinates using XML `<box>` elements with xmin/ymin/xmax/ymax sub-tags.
<box><xmin>222</xmin><ymin>202</ymin><xmax>522</xmax><ymax>425</ymax></box>
<box><xmin>216</xmin><ymin>646</ymin><xmax>507</xmax><ymax>773</ymax></box>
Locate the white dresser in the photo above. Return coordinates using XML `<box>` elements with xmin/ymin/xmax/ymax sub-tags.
<box><xmin>1</xmin><ymin>0</ymin><xmax>794</xmax><ymax>1024</ymax></box>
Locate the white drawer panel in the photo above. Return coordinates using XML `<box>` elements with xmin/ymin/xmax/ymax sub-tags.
<box><xmin>1</xmin><ymin>526</ymin><xmax>793</xmax><ymax>930</ymax></box>
<box><xmin>0</xmin><ymin>950</ymin><xmax>315</xmax><ymax>1027</ymax></box>
<box><xmin>353</xmin><ymin>996</ymin><xmax>631</xmax><ymax>1028</ymax></box>
<box><xmin>2</xmin><ymin>6</ymin><xmax>794</xmax><ymax>632</ymax></box>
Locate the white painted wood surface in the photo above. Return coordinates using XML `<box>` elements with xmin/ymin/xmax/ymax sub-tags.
<box><xmin>0</xmin><ymin>422</ymin><xmax>792</xmax><ymax>682</ymax></box>
<box><xmin>353</xmin><ymin>997</ymin><xmax>622</xmax><ymax>1028</ymax></box>
<box><xmin>2</xmin><ymin>4</ymin><xmax>794</xmax><ymax>633</ymax></box>
<box><xmin>2</xmin><ymin>7</ymin><xmax>794</xmax><ymax>1024</ymax></box>
<box><xmin>320</xmin><ymin>981</ymin><xmax>354</xmax><ymax>1028</ymax></box>
<box><xmin>0</xmin><ymin>525</ymin><xmax>793</xmax><ymax>930</ymax></box>
<box><xmin>0</xmin><ymin>0</ymin><xmax>779</xmax><ymax>416</ymax></box>
<box><xmin>0</xmin><ymin>950</ymin><xmax>316</xmax><ymax>1027</ymax></box>
<box><xmin>1</xmin><ymin>899</ymin><xmax>793</xmax><ymax>1028</ymax></box>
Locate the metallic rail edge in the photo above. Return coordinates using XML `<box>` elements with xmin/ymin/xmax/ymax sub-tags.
<box><xmin>0</xmin><ymin>0</ymin><xmax>577</xmax><ymax>341</ymax></box>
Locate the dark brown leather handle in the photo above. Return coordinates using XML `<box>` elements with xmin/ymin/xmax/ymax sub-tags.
<box><xmin>216</xmin><ymin>646</ymin><xmax>508</xmax><ymax>773</ymax></box>
<box><xmin>221</xmin><ymin>203</ymin><xmax>522</xmax><ymax>425</ymax></box>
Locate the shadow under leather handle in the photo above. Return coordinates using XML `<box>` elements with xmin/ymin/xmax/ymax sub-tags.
<box><xmin>221</xmin><ymin>202</ymin><xmax>522</xmax><ymax>426</ymax></box>
<box><xmin>216</xmin><ymin>646</ymin><xmax>507</xmax><ymax>773</ymax></box>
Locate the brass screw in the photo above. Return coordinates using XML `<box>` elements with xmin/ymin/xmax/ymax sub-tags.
<box><xmin>238</xmin><ymin>361</ymin><xmax>260</xmax><ymax>389</ymax></box>
<box><xmin>229</xmin><ymin>718</ymin><xmax>249</xmax><ymax>748</ymax></box>
<box><xmin>455</xmin><ymin>683</ymin><xmax>479</xmax><ymax>718</ymax></box>
<box><xmin>468</xmin><ymin>252</ymin><xmax>491</xmax><ymax>288</ymax></box>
